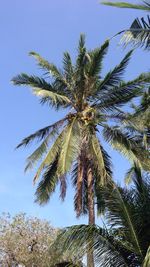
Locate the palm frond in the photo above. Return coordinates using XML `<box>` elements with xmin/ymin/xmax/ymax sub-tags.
<box><xmin>12</xmin><ymin>73</ymin><xmax>53</xmax><ymax>88</ymax></box>
<box><xmin>33</xmin><ymin>128</ymin><xmax>66</xmax><ymax>183</ymax></box>
<box><xmin>101</xmin><ymin>1</ymin><xmax>150</xmax><ymax>11</ymax></box>
<box><xmin>143</xmin><ymin>246</ymin><xmax>150</xmax><ymax>267</ymax></box>
<box><xmin>35</xmin><ymin>156</ymin><xmax>59</xmax><ymax>205</ymax></box>
<box><xmin>94</xmin><ymin>72</ymin><xmax>150</xmax><ymax>110</ymax></box>
<box><xmin>104</xmin><ymin>186</ymin><xmax>143</xmax><ymax>257</ymax></box>
<box><xmin>58</xmin><ymin>119</ymin><xmax>81</xmax><ymax>175</ymax></box>
<box><xmin>54</xmin><ymin>225</ymin><xmax>128</xmax><ymax>267</ymax></box>
<box><xmin>124</xmin><ymin>161</ymin><xmax>142</xmax><ymax>185</ymax></box>
<box><xmin>88</xmin><ymin>40</ymin><xmax>109</xmax><ymax>77</ymax></box>
<box><xmin>12</xmin><ymin>74</ymin><xmax>71</xmax><ymax>109</ymax></box>
<box><xmin>120</xmin><ymin>16</ymin><xmax>150</xmax><ymax>50</ymax></box>
<box><xmin>16</xmin><ymin>118</ymin><xmax>66</xmax><ymax>148</ymax></box>
<box><xmin>102</xmin><ymin>126</ymin><xmax>150</xmax><ymax>170</ymax></box>
<box><xmin>95</xmin><ymin>50</ymin><xmax>133</xmax><ymax>95</ymax></box>
<box><xmin>33</xmin><ymin>88</ymin><xmax>71</xmax><ymax>109</ymax></box>
<box><xmin>63</xmin><ymin>52</ymin><xmax>74</xmax><ymax>82</ymax></box>
<box><xmin>24</xmin><ymin>134</ymin><xmax>51</xmax><ymax>172</ymax></box>
<box><xmin>29</xmin><ymin>51</ymin><xmax>65</xmax><ymax>78</ymax></box>
<box><xmin>124</xmin><ymin>166</ymin><xmax>135</xmax><ymax>185</ymax></box>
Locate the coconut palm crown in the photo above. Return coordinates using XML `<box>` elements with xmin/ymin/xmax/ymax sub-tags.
<box><xmin>12</xmin><ymin>35</ymin><xmax>150</xmax><ymax>219</ymax></box>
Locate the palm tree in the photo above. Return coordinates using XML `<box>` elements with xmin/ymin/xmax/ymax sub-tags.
<box><xmin>55</xmin><ymin>166</ymin><xmax>150</xmax><ymax>266</ymax></box>
<box><xmin>12</xmin><ymin>35</ymin><xmax>150</xmax><ymax>267</ymax></box>
<box><xmin>101</xmin><ymin>1</ymin><xmax>150</xmax><ymax>50</ymax></box>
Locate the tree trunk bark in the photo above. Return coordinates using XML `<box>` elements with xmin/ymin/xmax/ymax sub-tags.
<box><xmin>87</xmin><ymin>168</ymin><xmax>95</xmax><ymax>267</ymax></box>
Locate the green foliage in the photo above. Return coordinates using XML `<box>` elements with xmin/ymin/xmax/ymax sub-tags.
<box><xmin>12</xmin><ymin>34</ymin><xmax>150</xmax><ymax>216</ymax></box>
<box><xmin>101</xmin><ymin>1</ymin><xmax>150</xmax><ymax>50</ymax></box>
<box><xmin>54</xmin><ymin>170</ymin><xmax>150</xmax><ymax>266</ymax></box>
<box><xmin>102</xmin><ymin>1</ymin><xmax>150</xmax><ymax>11</ymax></box>
<box><xmin>0</xmin><ymin>213</ymin><xmax>81</xmax><ymax>267</ymax></box>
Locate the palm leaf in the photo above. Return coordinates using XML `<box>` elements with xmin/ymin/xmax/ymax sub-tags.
<box><xmin>120</xmin><ymin>16</ymin><xmax>150</xmax><ymax>50</ymax></box>
<box><xmin>104</xmin><ymin>186</ymin><xmax>143</xmax><ymax>257</ymax></box>
<box><xmin>95</xmin><ymin>50</ymin><xmax>133</xmax><ymax>95</ymax></box>
<box><xmin>29</xmin><ymin>51</ymin><xmax>64</xmax><ymax>78</ymax></box>
<box><xmin>102</xmin><ymin>126</ymin><xmax>150</xmax><ymax>170</ymax></box>
<box><xmin>33</xmin><ymin>128</ymin><xmax>66</xmax><ymax>183</ymax></box>
<box><xmin>63</xmin><ymin>52</ymin><xmax>74</xmax><ymax>81</ymax></box>
<box><xmin>143</xmin><ymin>246</ymin><xmax>150</xmax><ymax>267</ymax></box>
<box><xmin>101</xmin><ymin>1</ymin><xmax>150</xmax><ymax>11</ymax></box>
<box><xmin>88</xmin><ymin>40</ymin><xmax>109</xmax><ymax>77</ymax></box>
<box><xmin>35</xmin><ymin>156</ymin><xmax>59</xmax><ymax>204</ymax></box>
<box><xmin>58</xmin><ymin>118</ymin><xmax>81</xmax><ymax>175</ymax></box>
<box><xmin>33</xmin><ymin>88</ymin><xmax>71</xmax><ymax>108</ymax></box>
<box><xmin>16</xmin><ymin>118</ymin><xmax>66</xmax><ymax>148</ymax></box>
<box><xmin>54</xmin><ymin>225</ymin><xmax>128</xmax><ymax>267</ymax></box>
<box><xmin>124</xmin><ymin>165</ymin><xmax>135</xmax><ymax>185</ymax></box>
<box><xmin>12</xmin><ymin>74</ymin><xmax>71</xmax><ymax>109</ymax></box>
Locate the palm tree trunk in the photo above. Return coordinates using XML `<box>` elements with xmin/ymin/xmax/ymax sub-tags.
<box><xmin>87</xmin><ymin>168</ymin><xmax>95</xmax><ymax>267</ymax></box>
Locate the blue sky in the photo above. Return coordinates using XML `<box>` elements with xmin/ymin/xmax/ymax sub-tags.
<box><xmin>0</xmin><ymin>0</ymin><xmax>149</xmax><ymax>227</ymax></box>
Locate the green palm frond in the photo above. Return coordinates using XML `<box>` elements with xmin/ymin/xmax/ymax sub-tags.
<box><xmin>58</xmin><ymin>118</ymin><xmax>81</xmax><ymax>175</ymax></box>
<box><xmin>33</xmin><ymin>128</ymin><xmax>66</xmax><ymax>183</ymax></box>
<box><xmin>33</xmin><ymin>87</ymin><xmax>71</xmax><ymax>108</ymax></box>
<box><xmin>95</xmin><ymin>50</ymin><xmax>133</xmax><ymax>95</ymax></box>
<box><xmin>53</xmin><ymin>225</ymin><xmax>128</xmax><ymax>267</ymax></box>
<box><xmin>53</xmin><ymin>171</ymin><xmax>150</xmax><ymax>266</ymax></box>
<box><xmin>120</xmin><ymin>16</ymin><xmax>150</xmax><ymax>50</ymax></box>
<box><xmin>103</xmin><ymin>126</ymin><xmax>150</xmax><ymax>170</ymax></box>
<box><xmin>76</xmin><ymin>34</ymin><xmax>87</xmax><ymax>70</ymax></box>
<box><xmin>124</xmin><ymin>161</ymin><xmax>142</xmax><ymax>185</ymax></box>
<box><xmin>12</xmin><ymin>73</ymin><xmax>53</xmax><ymax>88</ymax></box>
<box><xmin>104</xmin><ymin>187</ymin><xmax>143</xmax><ymax>257</ymax></box>
<box><xmin>88</xmin><ymin>40</ymin><xmax>109</xmax><ymax>77</ymax></box>
<box><xmin>101</xmin><ymin>1</ymin><xmax>150</xmax><ymax>50</ymax></box>
<box><xmin>16</xmin><ymin>118</ymin><xmax>66</xmax><ymax>148</ymax></box>
<box><xmin>101</xmin><ymin>1</ymin><xmax>150</xmax><ymax>11</ymax></box>
<box><xmin>24</xmin><ymin>134</ymin><xmax>51</xmax><ymax>172</ymax></box>
<box><xmin>63</xmin><ymin>52</ymin><xmax>74</xmax><ymax>81</ymax></box>
<box><xmin>96</xmin><ymin>73</ymin><xmax>150</xmax><ymax>110</ymax></box>
<box><xmin>29</xmin><ymin>51</ymin><xmax>64</xmax><ymax>78</ymax></box>
<box><xmin>12</xmin><ymin>74</ymin><xmax>71</xmax><ymax>109</ymax></box>
<box><xmin>35</xmin><ymin>156</ymin><xmax>59</xmax><ymax>205</ymax></box>
<box><xmin>124</xmin><ymin>165</ymin><xmax>135</xmax><ymax>185</ymax></box>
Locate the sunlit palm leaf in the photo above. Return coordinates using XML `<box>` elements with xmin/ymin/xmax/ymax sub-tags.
<box><xmin>16</xmin><ymin>118</ymin><xmax>66</xmax><ymax>148</ymax></box>
<box><xmin>58</xmin><ymin>118</ymin><xmax>81</xmax><ymax>175</ymax></box>
<box><xmin>33</xmin><ymin>88</ymin><xmax>71</xmax><ymax>108</ymax></box>
<box><xmin>103</xmin><ymin>126</ymin><xmax>150</xmax><ymax>171</ymax></box>
<box><xmin>120</xmin><ymin>16</ymin><xmax>150</xmax><ymax>50</ymax></box>
<box><xmin>101</xmin><ymin>1</ymin><xmax>150</xmax><ymax>11</ymax></box>
<box><xmin>33</xmin><ymin>128</ymin><xmax>66</xmax><ymax>183</ymax></box>
<box><xmin>12</xmin><ymin>74</ymin><xmax>71</xmax><ymax>109</ymax></box>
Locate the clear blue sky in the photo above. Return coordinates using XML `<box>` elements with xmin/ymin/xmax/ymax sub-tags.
<box><xmin>0</xmin><ymin>0</ymin><xmax>149</xmax><ymax>227</ymax></box>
